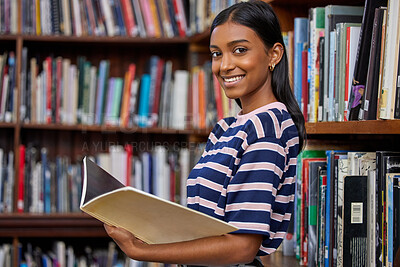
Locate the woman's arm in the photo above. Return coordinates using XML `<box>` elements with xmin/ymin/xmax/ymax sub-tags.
<box><xmin>104</xmin><ymin>224</ymin><xmax>262</xmax><ymax>266</ymax></box>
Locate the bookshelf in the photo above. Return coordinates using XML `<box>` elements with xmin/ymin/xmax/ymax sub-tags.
<box><xmin>1</xmin><ymin>0</ymin><xmax>398</xmax><ymax>266</ymax></box>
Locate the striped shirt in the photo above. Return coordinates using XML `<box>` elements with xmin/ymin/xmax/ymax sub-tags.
<box><xmin>187</xmin><ymin>102</ymin><xmax>299</xmax><ymax>255</ymax></box>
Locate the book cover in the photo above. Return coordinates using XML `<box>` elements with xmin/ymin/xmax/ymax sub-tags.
<box><xmin>342</xmin><ymin>175</ymin><xmax>368</xmax><ymax>267</ymax></box>
<box><xmin>360</xmin><ymin>7</ymin><xmax>386</xmax><ymax>120</ymax></box>
<box><xmin>80</xmin><ymin>157</ymin><xmax>238</xmax><ymax>244</ymax></box>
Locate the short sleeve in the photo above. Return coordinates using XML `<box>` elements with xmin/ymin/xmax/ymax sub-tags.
<box><xmin>225</xmin><ymin>137</ymin><xmax>296</xmax><ymax>255</ymax></box>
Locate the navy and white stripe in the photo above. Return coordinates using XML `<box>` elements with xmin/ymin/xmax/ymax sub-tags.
<box><xmin>187</xmin><ymin>102</ymin><xmax>299</xmax><ymax>255</ymax></box>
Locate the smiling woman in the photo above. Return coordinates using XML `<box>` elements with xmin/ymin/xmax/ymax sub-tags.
<box><xmin>104</xmin><ymin>1</ymin><xmax>305</xmax><ymax>266</ymax></box>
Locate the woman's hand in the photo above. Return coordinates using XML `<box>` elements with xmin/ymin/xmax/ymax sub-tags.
<box><xmin>103</xmin><ymin>224</ymin><xmax>147</xmax><ymax>259</ymax></box>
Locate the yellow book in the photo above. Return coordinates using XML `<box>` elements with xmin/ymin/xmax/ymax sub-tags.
<box><xmin>148</xmin><ymin>0</ymin><xmax>162</xmax><ymax>37</ymax></box>
<box><xmin>36</xmin><ymin>0</ymin><xmax>41</xmax><ymax>35</ymax></box>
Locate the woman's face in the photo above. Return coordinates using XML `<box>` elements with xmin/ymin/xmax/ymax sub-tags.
<box><xmin>210</xmin><ymin>21</ymin><xmax>275</xmax><ymax>112</ymax></box>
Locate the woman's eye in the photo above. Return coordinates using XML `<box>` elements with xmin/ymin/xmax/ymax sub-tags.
<box><xmin>234</xmin><ymin>47</ymin><xmax>247</xmax><ymax>54</ymax></box>
<box><xmin>211</xmin><ymin>51</ymin><xmax>221</xmax><ymax>58</ymax></box>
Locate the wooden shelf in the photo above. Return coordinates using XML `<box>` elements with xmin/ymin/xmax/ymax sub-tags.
<box><xmin>269</xmin><ymin>0</ymin><xmax>364</xmax><ymax>6</ymax></box>
<box><xmin>0</xmin><ymin>34</ymin><xmax>190</xmax><ymax>44</ymax></box>
<box><xmin>20</xmin><ymin>123</ymin><xmax>210</xmax><ymax>135</ymax></box>
<box><xmin>0</xmin><ymin>214</ymin><xmax>106</xmax><ymax>237</ymax></box>
<box><xmin>306</xmin><ymin>120</ymin><xmax>400</xmax><ymax>135</ymax></box>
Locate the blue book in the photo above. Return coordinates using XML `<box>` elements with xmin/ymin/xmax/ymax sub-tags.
<box><xmin>95</xmin><ymin>60</ymin><xmax>110</xmax><ymax>125</ymax></box>
<box><xmin>137</xmin><ymin>74</ymin><xmax>151</xmax><ymax>127</ymax></box>
<box><xmin>294</xmin><ymin>18</ymin><xmax>309</xmax><ymax>107</ymax></box>
<box><xmin>41</xmin><ymin>148</ymin><xmax>51</xmax><ymax>214</ymax></box>
<box><xmin>105</xmin><ymin>77</ymin><xmax>116</xmax><ymax>124</ymax></box>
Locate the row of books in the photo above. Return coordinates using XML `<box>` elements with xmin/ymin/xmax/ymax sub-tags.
<box><xmin>289</xmin><ymin>150</ymin><xmax>400</xmax><ymax>267</ymax></box>
<box><xmin>1</xmin><ymin>0</ymin><xmax>245</xmax><ymax>38</ymax></box>
<box><xmin>188</xmin><ymin>0</ymin><xmax>243</xmax><ymax>35</ymax></box>
<box><xmin>19</xmin><ymin>48</ymin><xmax>239</xmax><ymax>130</ymax></box>
<box><xmin>292</xmin><ymin>0</ymin><xmax>400</xmax><ymax>122</ymax></box>
<box><xmin>14</xmin><ymin>142</ymin><xmax>204</xmax><ymax>214</ymax></box>
<box><xmin>0</xmin><ymin>51</ymin><xmax>16</xmax><ymax>123</ymax></box>
<box><xmin>19</xmin><ymin>241</ymin><xmax>127</xmax><ymax>267</ymax></box>
<box><xmin>20</xmin><ymin>50</ymin><xmax>187</xmax><ymax>129</ymax></box>
<box><xmin>14</xmin><ymin>0</ymin><xmax>190</xmax><ymax>38</ymax></box>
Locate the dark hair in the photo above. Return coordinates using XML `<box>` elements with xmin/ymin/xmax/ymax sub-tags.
<box><xmin>210</xmin><ymin>0</ymin><xmax>306</xmax><ymax>151</ymax></box>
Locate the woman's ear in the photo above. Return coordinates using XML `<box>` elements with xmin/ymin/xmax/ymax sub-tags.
<box><xmin>268</xmin><ymin>42</ymin><xmax>284</xmax><ymax>68</ymax></box>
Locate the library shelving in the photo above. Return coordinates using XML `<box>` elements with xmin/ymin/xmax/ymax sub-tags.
<box><xmin>1</xmin><ymin>0</ymin><xmax>398</xmax><ymax>266</ymax></box>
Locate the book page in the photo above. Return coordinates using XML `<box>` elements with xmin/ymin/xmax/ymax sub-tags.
<box><xmin>80</xmin><ymin>157</ymin><xmax>238</xmax><ymax>244</ymax></box>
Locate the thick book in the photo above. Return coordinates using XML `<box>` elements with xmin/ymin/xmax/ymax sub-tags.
<box><xmin>342</xmin><ymin>175</ymin><xmax>368</xmax><ymax>267</ymax></box>
<box><xmin>80</xmin><ymin>157</ymin><xmax>238</xmax><ymax>244</ymax></box>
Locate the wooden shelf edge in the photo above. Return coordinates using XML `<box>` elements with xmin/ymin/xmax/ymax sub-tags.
<box><xmin>20</xmin><ymin>123</ymin><xmax>211</xmax><ymax>135</ymax></box>
<box><xmin>0</xmin><ymin>213</ymin><xmax>106</xmax><ymax>237</ymax></box>
<box><xmin>306</xmin><ymin>120</ymin><xmax>400</xmax><ymax>135</ymax></box>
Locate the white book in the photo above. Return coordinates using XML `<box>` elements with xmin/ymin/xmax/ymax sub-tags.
<box><xmin>110</xmin><ymin>145</ymin><xmax>127</xmax><ymax>185</ymax></box>
<box><xmin>80</xmin><ymin>157</ymin><xmax>238</xmax><ymax>244</ymax></box>
<box><xmin>179</xmin><ymin>148</ymin><xmax>189</xmax><ymax>206</ymax></box>
<box><xmin>171</xmin><ymin>70</ymin><xmax>189</xmax><ymax>130</ymax></box>
<box><xmin>336</xmin><ymin>155</ymin><xmax>348</xmax><ymax>267</ymax></box>
<box><xmin>100</xmin><ymin>0</ymin><xmax>116</xmax><ymax>36</ymax></box>
<box><xmin>72</xmin><ymin>0</ymin><xmax>83</xmax><ymax>36</ymax></box>
<box><xmin>62</xmin><ymin>0</ymin><xmax>72</xmax><ymax>35</ymax></box>
<box><xmin>380</xmin><ymin>0</ymin><xmax>400</xmax><ymax>119</ymax></box>
<box><xmin>133</xmin><ymin>156</ymin><xmax>143</xmax><ymax>191</ymax></box>
<box><xmin>0</xmin><ymin>74</ymin><xmax>9</xmax><ymax>121</ymax></box>
<box><xmin>153</xmin><ymin>146</ymin><xmax>169</xmax><ymax>200</ymax></box>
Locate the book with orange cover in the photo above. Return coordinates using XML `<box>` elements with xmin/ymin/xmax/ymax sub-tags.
<box><xmin>80</xmin><ymin>157</ymin><xmax>238</xmax><ymax>244</ymax></box>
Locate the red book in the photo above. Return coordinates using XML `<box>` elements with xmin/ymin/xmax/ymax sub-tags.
<box><xmin>213</xmin><ymin>74</ymin><xmax>223</xmax><ymax>121</ymax></box>
<box><xmin>44</xmin><ymin>57</ymin><xmax>53</xmax><ymax>123</ymax></box>
<box><xmin>301</xmin><ymin>50</ymin><xmax>308</xmax><ymax>122</ymax></box>
<box><xmin>17</xmin><ymin>144</ymin><xmax>26</xmax><ymax>213</ymax></box>
<box><xmin>172</xmin><ymin>0</ymin><xmax>185</xmax><ymax>37</ymax></box>
<box><xmin>300</xmin><ymin>157</ymin><xmax>325</xmax><ymax>265</ymax></box>
<box><xmin>120</xmin><ymin>0</ymin><xmax>137</xmax><ymax>36</ymax></box>
<box><xmin>55</xmin><ymin>57</ymin><xmax>62</xmax><ymax>124</ymax></box>
<box><xmin>125</xmin><ymin>144</ymin><xmax>133</xmax><ymax>187</ymax></box>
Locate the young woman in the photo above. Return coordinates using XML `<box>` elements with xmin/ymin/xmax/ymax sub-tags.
<box><xmin>104</xmin><ymin>1</ymin><xmax>306</xmax><ymax>266</ymax></box>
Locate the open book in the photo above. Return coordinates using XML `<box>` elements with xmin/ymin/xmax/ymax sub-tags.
<box><xmin>80</xmin><ymin>157</ymin><xmax>238</xmax><ymax>244</ymax></box>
